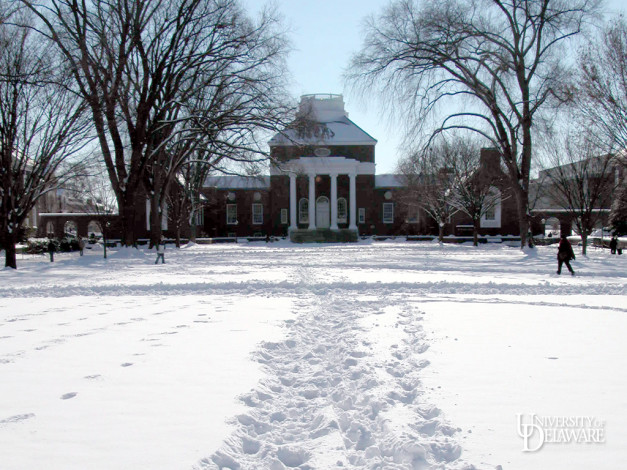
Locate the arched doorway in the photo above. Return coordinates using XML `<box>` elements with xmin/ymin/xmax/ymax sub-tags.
<box><xmin>88</xmin><ymin>220</ymin><xmax>102</xmax><ymax>238</ymax></box>
<box><xmin>545</xmin><ymin>217</ymin><xmax>560</xmax><ymax>237</ymax></box>
<box><xmin>64</xmin><ymin>220</ymin><xmax>78</xmax><ymax>237</ymax></box>
<box><xmin>316</xmin><ymin>196</ymin><xmax>330</xmax><ymax>229</ymax></box>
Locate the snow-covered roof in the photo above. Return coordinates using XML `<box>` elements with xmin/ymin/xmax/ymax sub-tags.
<box><xmin>375</xmin><ymin>174</ymin><xmax>405</xmax><ymax>188</ymax></box>
<box><xmin>269</xmin><ymin>94</ymin><xmax>377</xmax><ymax>147</ymax></box>
<box><xmin>203</xmin><ymin>175</ymin><xmax>270</xmax><ymax>190</ymax></box>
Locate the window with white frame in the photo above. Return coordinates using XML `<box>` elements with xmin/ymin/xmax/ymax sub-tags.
<box><xmin>337</xmin><ymin>197</ymin><xmax>347</xmax><ymax>223</ymax></box>
<box><xmin>480</xmin><ymin>187</ymin><xmax>502</xmax><ymax>228</ymax></box>
<box><xmin>252</xmin><ymin>203</ymin><xmax>263</xmax><ymax>224</ymax></box>
<box><xmin>383</xmin><ymin>203</ymin><xmax>394</xmax><ymax>224</ymax></box>
<box><xmin>226</xmin><ymin>204</ymin><xmax>237</xmax><ymax>225</ymax></box>
<box><xmin>358</xmin><ymin>207</ymin><xmax>365</xmax><ymax>224</ymax></box>
<box><xmin>280</xmin><ymin>208</ymin><xmax>288</xmax><ymax>225</ymax></box>
<box><xmin>298</xmin><ymin>198</ymin><xmax>309</xmax><ymax>224</ymax></box>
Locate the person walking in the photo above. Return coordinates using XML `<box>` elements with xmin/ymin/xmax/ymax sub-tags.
<box><xmin>47</xmin><ymin>238</ymin><xmax>56</xmax><ymax>263</ymax></box>
<box><xmin>557</xmin><ymin>234</ymin><xmax>575</xmax><ymax>275</ymax></box>
<box><xmin>77</xmin><ymin>236</ymin><xmax>85</xmax><ymax>256</ymax></box>
<box><xmin>610</xmin><ymin>235</ymin><xmax>618</xmax><ymax>255</ymax></box>
<box><xmin>155</xmin><ymin>236</ymin><xmax>166</xmax><ymax>264</ymax></box>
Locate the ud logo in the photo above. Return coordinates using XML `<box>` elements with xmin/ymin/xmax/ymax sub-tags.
<box><xmin>516</xmin><ymin>414</ymin><xmax>545</xmax><ymax>452</ymax></box>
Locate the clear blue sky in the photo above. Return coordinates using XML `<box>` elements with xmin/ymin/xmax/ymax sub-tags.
<box><xmin>242</xmin><ymin>0</ymin><xmax>626</xmax><ymax>174</ymax></box>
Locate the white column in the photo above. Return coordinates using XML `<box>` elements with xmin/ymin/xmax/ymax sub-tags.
<box><xmin>289</xmin><ymin>173</ymin><xmax>297</xmax><ymax>230</ymax></box>
<box><xmin>349</xmin><ymin>173</ymin><xmax>357</xmax><ymax>230</ymax></box>
<box><xmin>330</xmin><ymin>173</ymin><xmax>338</xmax><ymax>230</ymax></box>
<box><xmin>308</xmin><ymin>173</ymin><xmax>316</xmax><ymax>230</ymax></box>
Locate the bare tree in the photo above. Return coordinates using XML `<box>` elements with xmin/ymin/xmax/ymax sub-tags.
<box><xmin>444</xmin><ymin>137</ymin><xmax>504</xmax><ymax>246</ymax></box>
<box><xmin>0</xmin><ymin>13</ymin><xmax>90</xmax><ymax>269</ymax></box>
<box><xmin>610</xmin><ymin>180</ymin><xmax>627</xmax><ymax>235</ymax></box>
<box><xmin>398</xmin><ymin>146</ymin><xmax>454</xmax><ymax>242</ymax></box>
<box><xmin>67</xmin><ymin>167</ymin><xmax>118</xmax><ymax>258</ymax></box>
<box><xmin>578</xmin><ymin>16</ymin><xmax>627</xmax><ymax>152</ymax></box>
<box><xmin>20</xmin><ymin>0</ymin><xmax>291</xmax><ymax>247</ymax></box>
<box><xmin>348</xmin><ymin>0</ymin><xmax>600</xmax><ymax>249</ymax></box>
<box><xmin>539</xmin><ymin>130</ymin><xmax>620</xmax><ymax>254</ymax></box>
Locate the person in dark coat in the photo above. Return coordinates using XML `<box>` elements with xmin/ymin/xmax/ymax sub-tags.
<box><xmin>557</xmin><ymin>234</ymin><xmax>575</xmax><ymax>275</ymax></box>
<box><xmin>610</xmin><ymin>235</ymin><xmax>618</xmax><ymax>255</ymax></box>
<box><xmin>47</xmin><ymin>238</ymin><xmax>56</xmax><ymax>263</ymax></box>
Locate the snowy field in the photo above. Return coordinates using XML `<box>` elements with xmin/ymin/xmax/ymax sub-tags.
<box><xmin>0</xmin><ymin>240</ymin><xmax>625</xmax><ymax>470</ymax></box>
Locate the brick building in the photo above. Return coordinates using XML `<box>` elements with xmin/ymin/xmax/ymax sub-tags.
<box><xmin>200</xmin><ymin>94</ymin><xmax>520</xmax><ymax>241</ymax></box>
<box><xmin>31</xmin><ymin>94</ymin><xmax>525</xmax><ymax>243</ymax></box>
<box><xmin>201</xmin><ymin>94</ymin><xmax>415</xmax><ymax>241</ymax></box>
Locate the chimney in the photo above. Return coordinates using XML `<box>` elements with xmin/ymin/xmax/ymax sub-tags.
<box><xmin>480</xmin><ymin>148</ymin><xmax>501</xmax><ymax>172</ymax></box>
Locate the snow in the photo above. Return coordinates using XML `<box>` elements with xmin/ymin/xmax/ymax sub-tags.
<box><xmin>1</xmin><ymin>241</ymin><xmax>626</xmax><ymax>469</ymax></box>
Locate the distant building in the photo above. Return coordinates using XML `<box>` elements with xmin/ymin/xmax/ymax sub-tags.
<box><xmin>32</xmin><ymin>94</ymin><xmax>542</xmax><ymax>242</ymax></box>
<box><xmin>530</xmin><ymin>153</ymin><xmax>626</xmax><ymax>236</ymax></box>
<box><xmin>199</xmin><ymin>95</ymin><xmax>521</xmax><ymax>241</ymax></box>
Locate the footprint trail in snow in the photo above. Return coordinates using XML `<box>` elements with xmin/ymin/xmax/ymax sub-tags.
<box><xmin>199</xmin><ymin>265</ymin><xmax>475</xmax><ymax>469</ymax></box>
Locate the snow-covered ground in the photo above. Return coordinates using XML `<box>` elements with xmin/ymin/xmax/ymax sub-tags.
<box><xmin>1</xmin><ymin>241</ymin><xmax>625</xmax><ymax>469</ymax></box>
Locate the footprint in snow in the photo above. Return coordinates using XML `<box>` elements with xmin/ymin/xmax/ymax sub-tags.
<box><xmin>0</xmin><ymin>413</ymin><xmax>35</xmax><ymax>425</ymax></box>
<box><xmin>121</xmin><ymin>362</ymin><xmax>133</xmax><ymax>367</ymax></box>
<box><xmin>61</xmin><ymin>392</ymin><xmax>77</xmax><ymax>400</ymax></box>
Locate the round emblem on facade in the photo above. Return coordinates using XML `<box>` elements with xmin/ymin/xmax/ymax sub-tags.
<box><xmin>384</xmin><ymin>190</ymin><xmax>393</xmax><ymax>200</ymax></box>
<box><xmin>253</xmin><ymin>192</ymin><xmax>262</xmax><ymax>201</ymax></box>
<box><xmin>314</xmin><ymin>147</ymin><xmax>331</xmax><ymax>157</ymax></box>
<box><xmin>227</xmin><ymin>192</ymin><xmax>236</xmax><ymax>201</ymax></box>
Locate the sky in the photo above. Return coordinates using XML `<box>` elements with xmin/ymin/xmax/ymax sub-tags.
<box><xmin>242</xmin><ymin>0</ymin><xmax>627</xmax><ymax>175</ymax></box>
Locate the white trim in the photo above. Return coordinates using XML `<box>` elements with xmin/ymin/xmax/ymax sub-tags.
<box><xmin>289</xmin><ymin>174</ymin><xmax>297</xmax><ymax>230</ymax></box>
<box><xmin>270</xmin><ymin>156</ymin><xmax>375</xmax><ymax>177</ymax></box>
<box><xmin>480</xmin><ymin>187</ymin><xmax>501</xmax><ymax>228</ymax></box>
<box><xmin>349</xmin><ymin>174</ymin><xmax>357</xmax><ymax>230</ymax></box>
<box><xmin>308</xmin><ymin>174</ymin><xmax>316</xmax><ymax>230</ymax></box>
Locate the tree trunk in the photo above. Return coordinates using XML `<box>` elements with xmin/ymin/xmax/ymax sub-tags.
<box><xmin>473</xmin><ymin>219</ymin><xmax>479</xmax><ymax>247</ymax></box>
<box><xmin>190</xmin><ymin>221</ymin><xmax>197</xmax><ymax>243</ymax></box>
<box><xmin>189</xmin><ymin>208</ymin><xmax>198</xmax><ymax>243</ymax></box>
<box><xmin>438</xmin><ymin>223</ymin><xmax>444</xmax><ymax>243</ymax></box>
<box><xmin>3</xmin><ymin>235</ymin><xmax>17</xmax><ymax>269</ymax></box>
<box><xmin>513</xmin><ymin>186</ymin><xmax>530</xmax><ymax>249</ymax></box>
<box><xmin>581</xmin><ymin>233</ymin><xmax>588</xmax><ymax>256</ymax></box>
<box><xmin>175</xmin><ymin>225</ymin><xmax>181</xmax><ymax>248</ymax></box>
<box><xmin>149</xmin><ymin>194</ymin><xmax>162</xmax><ymax>249</ymax></box>
<box><xmin>119</xmin><ymin>196</ymin><xmax>137</xmax><ymax>247</ymax></box>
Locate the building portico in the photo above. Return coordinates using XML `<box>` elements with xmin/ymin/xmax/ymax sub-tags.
<box><xmin>277</xmin><ymin>156</ymin><xmax>374</xmax><ymax>234</ymax></box>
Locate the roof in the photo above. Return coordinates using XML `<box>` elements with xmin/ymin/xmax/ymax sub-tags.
<box><xmin>375</xmin><ymin>174</ymin><xmax>405</xmax><ymax>188</ymax></box>
<box><xmin>269</xmin><ymin>116</ymin><xmax>377</xmax><ymax>147</ymax></box>
<box><xmin>269</xmin><ymin>95</ymin><xmax>377</xmax><ymax>147</ymax></box>
<box><xmin>203</xmin><ymin>175</ymin><xmax>270</xmax><ymax>190</ymax></box>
